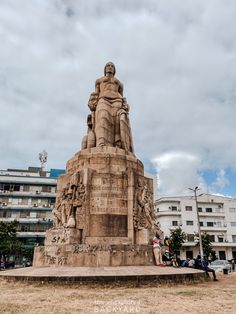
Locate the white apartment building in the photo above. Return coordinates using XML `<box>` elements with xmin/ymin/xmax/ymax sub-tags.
<box><xmin>0</xmin><ymin>167</ymin><xmax>64</xmax><ymax>249</ymax></box>
<box><xmin>155</xmin><ymin>194</ymin><xmax>236</xmax><ymax>261</ymax></box>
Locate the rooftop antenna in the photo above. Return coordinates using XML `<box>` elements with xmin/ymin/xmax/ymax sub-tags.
<box><xmin>39</xmin><ymin>150</ymin><xmax>48</xmax><ymax>171</ymax></box>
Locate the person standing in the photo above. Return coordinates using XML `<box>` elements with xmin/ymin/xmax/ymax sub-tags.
<box><xmin>153</xmin><ymin>233</ymin><xmax>164</xmax><ymax>266</ymax></box>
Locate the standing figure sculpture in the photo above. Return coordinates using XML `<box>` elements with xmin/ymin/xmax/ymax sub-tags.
<box><xmin>83</xmin><ymin>62</ymin><xmax>134</xmax><ymax>153</ymax></box>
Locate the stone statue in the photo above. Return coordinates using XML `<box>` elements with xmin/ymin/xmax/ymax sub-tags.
<box><xmin>82</xmin><ymin>62</ymin><xmax>134</xmax><ymax>153</ymax></box>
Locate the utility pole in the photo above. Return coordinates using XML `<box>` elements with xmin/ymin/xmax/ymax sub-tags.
<box><xmin>188</xmin><ymin>186</ymin><xmax>203</xmax><ymax>258</ymax></box>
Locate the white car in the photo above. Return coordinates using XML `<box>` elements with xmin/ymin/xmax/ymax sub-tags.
<box><xmin>210</xmin><ymin>260</ymin><xmax>232</xmax><ymax>272</ymax></box>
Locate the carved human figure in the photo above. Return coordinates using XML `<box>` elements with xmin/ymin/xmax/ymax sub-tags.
<box><xmin>67</xmin><ymin>173</ymin><xmax>86</xmax><ymax>229</ymax></box>
<box><xmin>134</xmin><ymin>177</ymin><xmax>154</xmax><ymax>230</ymax></box>
<box><xmin>52</xmin><ymin>185</ymin><xmax>69</xmax><ymax>228</ymax></box>
<box><xmin>84</xmin><ymin>62</ymin><xmax>134</xmax><ymax>152</ymax></box>
<box><xmin>143</xmin><ymin>186</ymin><xmax>154</xmax><ymax>229</ymax></box>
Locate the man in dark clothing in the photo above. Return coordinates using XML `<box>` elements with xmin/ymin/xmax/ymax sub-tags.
<box><xmin>202</xmin><ymin>256</ymin><xmax>218</xmax><ymax>281</ymax></box>
<box><xmin>194</xmin><ymin>255</ymin><xmax>202</xmax><ymax>269</ymax></box>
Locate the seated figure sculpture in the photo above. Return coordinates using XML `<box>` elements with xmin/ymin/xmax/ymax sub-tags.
<box><xmin>82</xmin><ymin>62</ymin><xmax>134</xmax><ymax>153</ymax></box>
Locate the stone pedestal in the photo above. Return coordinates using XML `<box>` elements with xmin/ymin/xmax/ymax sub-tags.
<box><xmin>135</xmin><ymin>229</ymin><xmax>149</xmax><ymax>245</ymax></box>
<box><xmin>34</xmin><ymin>147</ymin><xmax>157</xmax><ymax>267</ymax></box>
<box><xmin>33</xmin><ymin>244</ymin><xmax>154</xmax><ymax>267</ymax></box>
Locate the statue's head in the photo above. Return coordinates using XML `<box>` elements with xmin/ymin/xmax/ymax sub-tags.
<box><xmin>104</xmin><ymin>62</ymin><xmax>116</xmax><ymax>76</ymax></box>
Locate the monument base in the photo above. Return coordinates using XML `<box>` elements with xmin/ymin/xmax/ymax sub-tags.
<box><xmin>33</xmin><ymin>244</ymin><xmax>155</xmax><ymax>267</ymax></box>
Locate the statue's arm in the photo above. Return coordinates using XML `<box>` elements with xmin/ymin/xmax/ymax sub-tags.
<box><xmin>119</xmin><ymin>81</ymin><xmax>124</xmax><ymax>96</ymax></box>
<box><xmin>95</xmin><ymin>78</ymin><xmax>101</xmax><ymax>95</ymax></box>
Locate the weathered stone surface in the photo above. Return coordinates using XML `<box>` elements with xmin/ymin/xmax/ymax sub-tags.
<box><xmin>82</xmin><ymin>62</ymin><xmax>134</xmax><ymax>152</ymax></box>
<box><xmin>33</xmin><ymin>63</ymin><xmax>162</xmax><ymax>267</ymax></box>
<box><xmin>33</xmin><ymin>244</ymin><xmax>154</xmax><ymax>267</ymax></box>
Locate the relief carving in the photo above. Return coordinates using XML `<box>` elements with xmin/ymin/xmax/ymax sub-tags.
<box><xmin>52</xmin><ymin>172</ymin><xmax>86</xmax><ymax>229</ymax></box>
<box><xmin>133</xmin><ymin>177</ymin><xmax>155</xmax><ymax>230</ymax></box>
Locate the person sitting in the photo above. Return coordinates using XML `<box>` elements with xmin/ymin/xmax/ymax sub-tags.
<box><xmin>202</xmin><ymin>256</ymin><xmax>218</xmax><ymax>281</ymax></box>
<box><xmin>188</xmin><ymin>258</ymin><xmax>195</xmax><ymax>268</ymax></box>
<box><xmin>194</xmin><ymin>255</ymin><xmax>202</xmax><ymax>269</ymax></box>
<box><xmin>162</xmin><ymin>250</ymin><xmax>172</xmax><ymax>265</ymax></box>
<box><xmin>182</xmin><ymin>258</ymin><xmax>190</xmax><ymax>267</ymax></box>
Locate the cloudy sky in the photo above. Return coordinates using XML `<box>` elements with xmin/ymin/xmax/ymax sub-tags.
<box><xmin>1</xmin><ymin>0</ymin><xmax>236</xmax><ymax>197</ymax></box>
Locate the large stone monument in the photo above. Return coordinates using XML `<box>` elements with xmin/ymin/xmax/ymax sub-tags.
<box><xmin>33</xmin><ymin>62</ymin><xmax>162</xmax><ymax>267</ymax></box>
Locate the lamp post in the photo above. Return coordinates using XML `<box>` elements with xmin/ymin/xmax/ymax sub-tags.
<box><xmin>188</xmin><ymin>186</ymin><xmax>203</xmax><ymax>258</ymax></box>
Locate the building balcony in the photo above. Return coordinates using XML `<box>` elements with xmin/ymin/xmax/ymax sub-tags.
<box><xmin>201</xmin><ymin>226</ymin><xmax>227</xmax><ymax>232</ymax></box>
<box><xmin>0</xmin><ymin>217</ymin><xmax>52</xmax><ymax>224</ymax></box>
<box><xmin>182</xmin><ymin>241</ymin><xmax>236</xmax><ymax>248</ymax></box>
<box><xmin>16</xmin><ymin>232</ymin><xmax>46</xmax><ymax>237</ymax></box>
<box><xmin>0</xmin><ymin>191</ymin><xmax>56</xmax><ymax>198</ymax></box>
<box><xmin>156</xmin><ymin>210</ymin><xmax>181</xmax><ymax>217</ymax></box>
<box><xmin>0</xmin><ymin>205</ymin><xmax>54</xmax><ymax>211</ymax></box>
<box><xmin>199</xmin><ymin>212</ymin><xmax>225</xmax><ymax>218</ymax></box>
<box><xmin>211</xmin><ymin>242</ymin><xmax>236</xmax><ymax>247</ymax></box>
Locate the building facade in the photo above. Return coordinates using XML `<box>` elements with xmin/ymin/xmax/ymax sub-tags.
<box><xmin>0</xmin><ymin>167</ymin><xmax>64</xmax><ymax>249</ymax></box>
<box><xmin>155</xmin><ymin>194</ymin><xmax>236</xmax><ymax>260</ymax></box>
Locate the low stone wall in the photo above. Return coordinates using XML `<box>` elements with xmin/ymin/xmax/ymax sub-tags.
<box><xmin>33</xmin><ymin>244</ymin><xmax>155</xmax><ymax>267</ymax></box>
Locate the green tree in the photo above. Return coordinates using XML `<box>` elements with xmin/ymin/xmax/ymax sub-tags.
<box><xmin>202</xmin><ymin>232</ymin><xmax>213</xmax><ymax>258</ymax></box>
<box><xmin>194</xmin><ymin>232</ymin><xmax>213</xmax><ymax>258</ymax></box>
<box><xmin>0</xmin><ymin>221</ymin><xmax>21</xmax><ymax>265</ymax></box>
<box><xmin>169</xmin><ymin>226</ymin><xmax>186</xmax><ymax>254</ymax></box>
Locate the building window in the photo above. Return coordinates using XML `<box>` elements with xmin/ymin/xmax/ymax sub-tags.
<box><xmin>198</xmin><ymin>207</ymin><xmax>202</xmax><ymax>212</ymax></box>
<box><xmin>231</xmin><ymin>222</ymin><xmax>236</xmax><ymax>227</ymax></box>
<box><xmin>218</xmin><ymin>236</ymin><xmax>224</xmax><ymax>243</ymax></box>
<box><xmin>232</xmin><ymin>235</ymin><xmax>236</xmax><ymax>243</ymax></box>
<box><xmin>200</xmin><ymin>221</ymin><xmax>204</xmax><ymax>226</ymax></box>
<box><xmin>172</xmin><ymin>221</ymin><xmax>178</xmax><ymax>226</ymax></box>
<box><xmin>36</xmin><ymin>211</ymin><xmax>46</xmax><ymax>219</ymax></box>
<box><xmin>20</xmin><ymin>211</ymin><xmax>28</xmax><ymax>218</ymax></box>
<box><xmin>23</xmin><ymin>185</ymin><xmax>30</xmax><ymax>192</ymax></box>
<box><xmin>186</xmin><ymin>250</ymin><xmax>193</xmax><ymax>259</ymax></box>
<box><xmin>206</xmin><ymin>208</ymin><xmax>213</xmax><ymax>213</ymax></box>
<box><xmin>209</xmin><ymin>235</ymin><xmax>215</xmax><ymax>242</ymax></box>
<box><xmin>42</xmin><ymin>185</ymin><xmax>51</xmax><ymax>193</ymax></box>
<box><xmin>207</xmin><ymin>222</ymin><xmax>214</xmax><ymax>227</ymax></box>
<box><xmin>0</xmin><ymin>183</ymin><xmax>20</xmax><ymax>191</ymax></box>
<box><xmin>49</xmin><ymin>198</ymin><xmax>55</xmax><ymax>206</ymax></box>
<box><xmin>185</xmin><ymin>206</ymin><xmax>192</xmax><ymax>211</ymax></box>
<box><xmin>20</xmin><ymin>225</ymin><xmax>28</xmax><ymax>232</ymax></box>
<box><xmin>187</xmin><ymin>234</ymin><xmax>195</xmax><ymax>242</ymax></box>
<box><xmin>186</xmin><ymin>221</ymin><xmax>194</xmax><ymax>226</ymax></box>
<box><xmin>171</xmin><ymin>206</ymin><xmax>177</xmax><ymax>211</ymax></box>
<box><xmin>219</xmin><ymin>251</ymin><xmax>226</xmax><ymax>260</ymax></box>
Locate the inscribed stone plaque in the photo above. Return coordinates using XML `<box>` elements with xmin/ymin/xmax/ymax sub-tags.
<box><xmin>90</xmin><ymin>173</ymin><xmax>128</xmax><ymax>215</ymax></box>
<box><xmin>90</xmin><ymin>214</ymin><xmax>127</xmax><ymax>237</ymax></box>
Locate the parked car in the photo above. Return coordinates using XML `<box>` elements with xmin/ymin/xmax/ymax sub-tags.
<box><xmin>22</xmin><ymin>260</ymin><xmax>32</xmax><ymax>267</ymax></box>
<box><xmin>210</xmin><ymin>260</ymin><xmax>232</xmax><ymax>272</ymax></box>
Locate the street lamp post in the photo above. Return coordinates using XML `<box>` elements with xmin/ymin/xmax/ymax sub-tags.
<box><xmin>188</xmin><ymin>187</ymin><xmax>204</xmax><ymax>258</ymax></box>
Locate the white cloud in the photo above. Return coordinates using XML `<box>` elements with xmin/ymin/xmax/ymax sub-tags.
<box><xmin>0</xmin><ymin>0</ymin><xmax>236</xmax><ymax>196</ymax></box>
<box><xmin>210</xmin><ymin>169</ymin><xmax>230</xmax><ymax>191</ymax></box>
<box><xmin>153</xmin><ymin>151</ymin><xmax>207</xmax><ymax>196</ymax></box>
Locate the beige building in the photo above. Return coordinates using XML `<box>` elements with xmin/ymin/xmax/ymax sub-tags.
<box><xmin>155</xmin><ymin>194</ymin><xmax>236</xmax><ymax>260</ymax></box>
